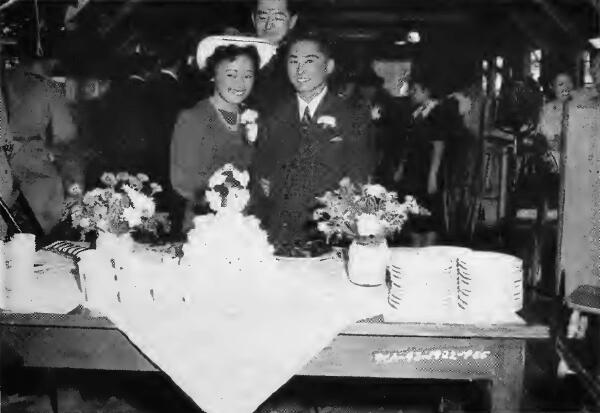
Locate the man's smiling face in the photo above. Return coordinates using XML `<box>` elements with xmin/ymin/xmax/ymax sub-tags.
<box><xmin>287</xmin><ymin>40</ymin><xmax>334</xmax><ymax>99</ymax></box>
<box><xmin>252</xmin><ymin>0</ymin><xmax>297</xmax><ymax>45</ymax></box>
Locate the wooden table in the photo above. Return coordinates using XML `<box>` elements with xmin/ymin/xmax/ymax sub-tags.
<box><xmin>0</xmin><ymin>312</ymin><xmax>549</xmax><ymax>413</ymax></box>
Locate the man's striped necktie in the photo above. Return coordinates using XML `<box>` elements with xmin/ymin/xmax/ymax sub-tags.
<box><xmin>302</xmin><ymin>105</ymin><xmax>312</xmax><ymax>125</ymax></box>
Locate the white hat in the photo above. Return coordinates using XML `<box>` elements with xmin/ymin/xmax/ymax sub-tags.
<box><xmin>196</xmin><ymin>35</ymin><xmax>277</xmax><ymax>71</ymax></box>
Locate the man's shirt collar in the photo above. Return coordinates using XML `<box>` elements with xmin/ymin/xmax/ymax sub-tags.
<box><xmin>297</xmin><ymin>86</ymin><xmax>328</xmax><ymax>120</ymax></box>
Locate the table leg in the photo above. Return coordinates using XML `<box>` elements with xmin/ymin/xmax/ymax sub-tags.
<box><xmin>490</xmin><ymin>340</ymin><xmax>526</xmax><ymax>413</ymax></box>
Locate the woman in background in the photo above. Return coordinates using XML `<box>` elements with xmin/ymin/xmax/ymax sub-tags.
<box><xmin>395</xmin><ymin>72</ymin><xmax>448</xmax><ymax>246</ymax></box>
<box><xmin>170</xmin><ymin>41</ymin><xmax>261</xmax><ymax>233</ymax></box>
<box><xmin>537</xmin><ymin>70</ymin><xmax>573</xmax><ymax>176</ymax></box>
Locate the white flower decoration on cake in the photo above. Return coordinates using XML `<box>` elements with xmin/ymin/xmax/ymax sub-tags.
<box><xmin>182</xmin><ymin>163</ymin><xmax>276</xmax><ymax>274</ymax></box>
<box><xmin>208</xmin><ymin>164</ymin><xmax>250</xmax><ymax>189</ymax></box>
<box><xmin>205</xmin><ymin>164</ymin><xmax>251</xmax><ymax>213</ymax></box>
<box><xmin>317</xmin><ymin>115</ymin><xmax>337</xmax><ymax>128</ymax></box>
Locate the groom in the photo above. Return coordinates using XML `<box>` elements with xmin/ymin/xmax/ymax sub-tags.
<box><xmin>253</xmin><ymin>31</ymin><xmax>376</xmax><ymax>245</ymax></box>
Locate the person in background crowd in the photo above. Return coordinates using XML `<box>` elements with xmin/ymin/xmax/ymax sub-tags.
<box><xmin>537</xmin><ymin>70</ymin><xmax>573</xmax><ymax>176</ymax></box>
<box><xmin>148</xmin><ymin>47</ymin><xmax>187</xmax><ymax>183</ymax></box>
<box><xmin>94</xmin><ymin>54</ymin><xmax>158</xmax><ymax>182</ymax></box>
<box><xmin>171</xmin><ymin>41</ymin><xmax>261</xmax><ymax>233</ymax></box>
<box><xmin>252</xmin><ymin>31</ymin><xmax>376</xmax><ymax>247</ymax></box>
<box><xmin>252</xmin><ymin>0</ymin><xmax>298</xmax><ymax>46</ymax></box>
<box><xmin>334</xmin><ymin>69</ymin><xmax>358</xmax><ymax>101</ymax></box>
<box><xmin>146</xmin><ymin>46</ymin><xmax>189</xmax><ymax>235</ymax></box>
<box><xmin>76</xmin><ymin>77</ymin><xmax>112</xmax><ymax>189</ymax></box>
<box><xmin>442</xmin><ymin>74</ymin><xmax>486</xmax><ymax>244</ymax></box>
<box><xmin>250</xmin><ymin>0</ymin><xmax>299</xmax><ymax>110</ymax></box>
<box><xmin>394</xmin><ymin>71</ymin><xmax>448</xmax><ymax>247</ymax></box>
<box><xmin>354</xmin><ymin>68</ymin><xmax>398</xmax><ymax>181</ymax></box>
<box><xmin>4</xmin><ymin>55</ymin><xmax>80</xmax><ymax>237</ymax></box>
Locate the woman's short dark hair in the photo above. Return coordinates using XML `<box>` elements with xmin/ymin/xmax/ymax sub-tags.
<box><xmin>285</xmin><ymin>30</ymin><xmax>334</xmax><ymax>60</ymax></box>
<box><xmin>205</xmin><ymin>44</ymin><xmax>260</xmax><ymax>78</ymax></box>
<box><xmin>550</xmin><ymin>70</ymin><xmax>574</xmax><ymax>84</ymax></box>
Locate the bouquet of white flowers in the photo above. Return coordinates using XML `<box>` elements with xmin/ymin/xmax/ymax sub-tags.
<box><xmin>313</xmin><ymin>177</ymin><xmax>429</xmax><ymax>241</ymax></box>
<box><xmin>64</xmin><ymin>172</ymin><xmax>170</xmax><ymax>240</ymax></box>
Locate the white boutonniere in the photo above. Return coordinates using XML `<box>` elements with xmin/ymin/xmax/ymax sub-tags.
<box><xmin>317</xmin><ymin>115</ymin><xmax>337</xmax><ymax>129</ymax></box>
<box><xmin>371</xmin><ymin>105</ymin><xmax>382</xmax><ymax>121</ymax></box>
<box><xmin>240</xmin><ymin>108</ymin><xmax>259</xmax><ymax>143</ymax></box>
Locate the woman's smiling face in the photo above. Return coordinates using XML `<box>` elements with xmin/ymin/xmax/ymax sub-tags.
<box><xmin>214</xmin><ymin>55</ymin><xmax>256</xmax><ymax>105</ymax></box>
<box><xmin>553</xmin><ymin>73</ymin><xmax>573</xmax><ymax>102</ymax></box>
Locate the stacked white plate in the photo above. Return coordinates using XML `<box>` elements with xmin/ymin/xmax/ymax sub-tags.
<box><xmin>387</xmin><ymin>247</ymin><xmax>469</xmax><ymax>323</ymax></box>
<box><xmin>456</xmin><ymin>251</ymin><xmax>523</xmax><ymax>323</ymax></box>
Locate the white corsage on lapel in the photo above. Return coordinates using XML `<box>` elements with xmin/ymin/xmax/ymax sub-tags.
<box><xmin>317</xmin><ymin>115</ymin><xmax>337</xmax><ymax>129</ymax></box>
<box><xmin>371</xmin><ymin>105</ymin><xmax>382</xmax><ymax>121</ymax></box>
<box><xmin>329</xmin><ymin>136</ymin><xmax>343</xmax><ymax>143</ymax></box>
<box><xmin>240</xmin><ymin>108</ymin><xmax>259</xmax><ymax>143</ymax></box>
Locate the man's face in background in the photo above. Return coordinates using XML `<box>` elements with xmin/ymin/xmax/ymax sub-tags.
<box><xmin>252</xmin><ymin>0</ymin><xmax>297</xmax><ymax>45</ymax></box>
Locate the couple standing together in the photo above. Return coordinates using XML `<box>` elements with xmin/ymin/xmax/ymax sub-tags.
<box><xmin>171</xmin><ymin>5</ymin><xmax>376</xmax><ymax>246</ymax></box>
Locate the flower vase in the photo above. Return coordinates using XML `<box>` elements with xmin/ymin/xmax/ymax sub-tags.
<box><xmin>83</xmin><ymin>232</ymin><xmax>134</xmax><ymax>309</ymax></box>
<box><xmin>347</xmin><ymin>236</ymin><xmax>390</xmax><ymax>286</ymax></box>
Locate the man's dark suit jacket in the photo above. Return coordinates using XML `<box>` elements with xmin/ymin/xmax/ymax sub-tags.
<box><xmin>252</xmin><ymin>90</ymin><xmax>376</xmax><ymax>244</ymax></box>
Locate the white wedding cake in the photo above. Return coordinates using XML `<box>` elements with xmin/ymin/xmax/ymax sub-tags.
<box><xmin>385</xmin><ymin>246</ymin><xmax>523</xmax><ymax>324</ymax></box>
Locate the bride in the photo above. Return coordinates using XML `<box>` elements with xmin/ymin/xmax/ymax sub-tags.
<box><xmin>170</xmin><ymin>36</ymin><xmax>273</xmax><ymax>233</ymax></box>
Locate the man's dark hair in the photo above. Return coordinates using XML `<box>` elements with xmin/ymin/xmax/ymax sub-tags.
<box><xmin>205</xmin><ymin>44</ymin><xmax>260</xmax><ymax>78</ymax></box>
<box><xmin>254</xmin><ymin>0</ymin><xmax>301</xmax><ymax>16</ymax></box>
<box><xmin>285</xmin><ymin>30</ymin><xmax>334</xmax><ymax>60</ymax></box>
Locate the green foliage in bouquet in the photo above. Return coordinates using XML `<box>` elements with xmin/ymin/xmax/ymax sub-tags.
<box><xmin>313</xmin><ymin>177</ymin><xmax>429</xmax><ymax>242</ymax></box>
<box><xmin>63</xmin><ymin>172</ymin><xmax>171</xmax><ymax>240</ymax></box>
